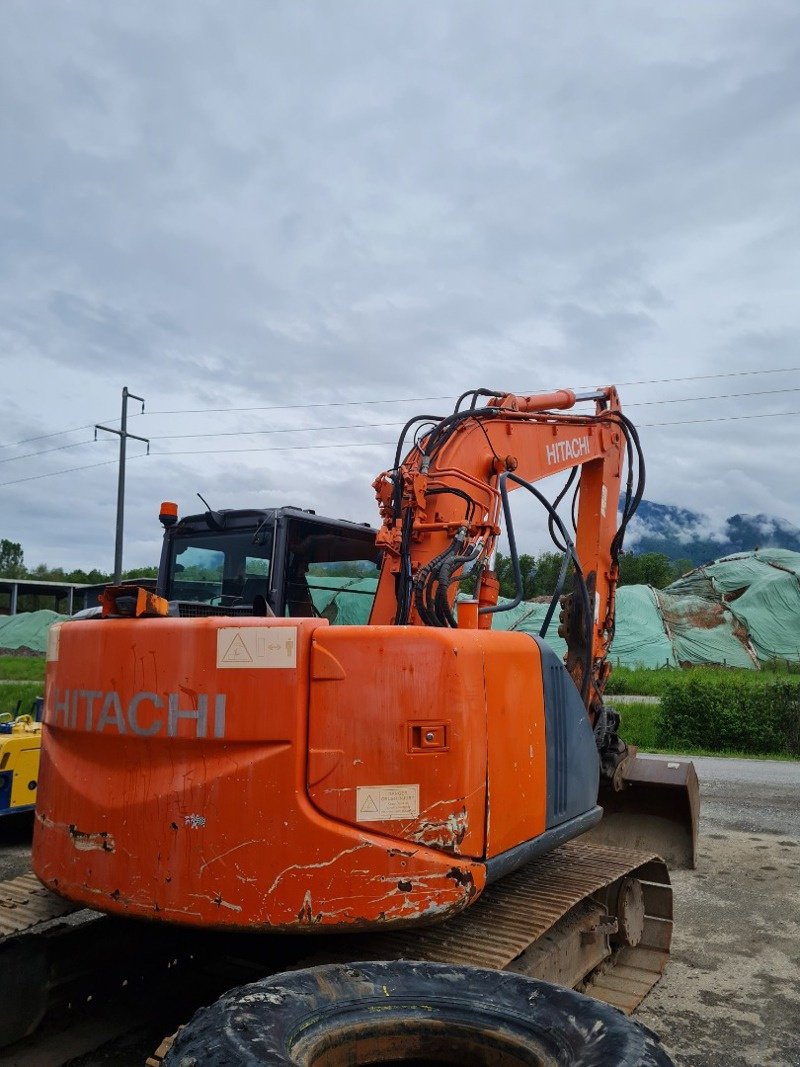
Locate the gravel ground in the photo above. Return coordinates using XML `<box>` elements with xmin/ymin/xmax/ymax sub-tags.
<box><xmin>635</xmin><ymin>756</ymin><xmax>800</xmax><ymax>1067</ymax></box>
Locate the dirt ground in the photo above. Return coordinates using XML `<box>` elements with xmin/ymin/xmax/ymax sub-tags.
<box><xmin>2</xmin><ymin>761</ymin><xmax>799</xmax><ymax>1066</ymax></box>
<box><xmin>634</xmin><ymin>756</ymin><xmax>800</xmax><ymax>1067</ymax></box>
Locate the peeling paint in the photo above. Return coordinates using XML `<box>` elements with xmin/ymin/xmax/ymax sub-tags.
<box><xmin>297</xmin><ymin>889</ymin><xmax>319</xmax><ymax>924</ymax></box>
<box><xmin>68</xmin><ymin>825</ymin><xmax>115</xmax><ymax>853</ymax></box>
<box><xmin>409</xmin><ymin>807</ymin><xmax>468</xmax><ymax>853</ymax></box>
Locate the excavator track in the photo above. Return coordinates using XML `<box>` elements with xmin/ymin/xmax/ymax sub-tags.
<box><xmin>0</xmin><ymin>842</ymin><xmax>671</xmax><ymax>1062</ymax></box>
<box><xmin>297</xmin><ymin>839</ymin><xmax>672</xmax><ymax>1006</ymax></box>
<box><xmin>0</xmin><ymin>872</ymin><xmax>80</xmax><ymax>935</ymax></box>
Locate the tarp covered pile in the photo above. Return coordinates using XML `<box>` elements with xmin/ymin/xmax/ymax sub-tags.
<box><xmin>3</xmin><ymin>550</ymin><xmax>798</xmax><ymax>670</ymax></box>
<box><xmin>309</xmin><ymin>550</ymin><xmax>800</xmax><ymax>670</ymax></box>
<box><xmin>0</xmin><ymin>610</ymin><xmax>66</xmax><ymax>654</ymax></box>
<box><xmin>493</xmin><ymin>549</ymin><xmax>800</xmax><ymax>669</ymax></box>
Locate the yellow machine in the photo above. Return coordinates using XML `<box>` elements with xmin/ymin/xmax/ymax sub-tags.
<box><xmin>0</xmin><ymin>714</ymin><xmax>41</xmax><ymax>815</ymax></box>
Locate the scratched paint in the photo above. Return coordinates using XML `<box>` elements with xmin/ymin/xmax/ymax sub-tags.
<box><xmin>68</xmin><ymin>825</ymin><xmax>115</xmax><ymax>852</ymax></box>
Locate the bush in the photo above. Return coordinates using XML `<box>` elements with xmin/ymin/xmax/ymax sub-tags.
<box><xmin>617</xmin><ymin>702</ymin><xmax>660</xmax><ymax>750</ymax></box>
<box><xmin>658</xmin><ymin>674</ymin><xmax>800</xmax><ymax>755</ymax></box>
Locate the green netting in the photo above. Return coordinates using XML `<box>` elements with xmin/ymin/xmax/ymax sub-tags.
<box><xmin>308</xmin><ymin>576</ymin><xmax>378</xmax><ymax>625</ymax></box>
<box><xmin>487</xmin><ymin>587</ymin><xmax>679</xmax><ymax>669</ymax></box>
<box><xmin>654</xmin><ymin>590</ymin><xmax>756</xmax><ymax>669</ymax></box>
<box><xmin>0</xmin><ymin>610</ymin><xmax>65</xmax><ymax>653</ymax></box>
<box><xmin>664</xmin><ymin>569</ymin><xmax>718</xmax><ymax>600</ymax></box>
<box><xmin>485</xmin><ymin>598</ymin><xmax>568</xmax><ymax>659</ymax></box>
<box><xmin>5</xmin><ymin>549</ymin><xmax>799</xmax><ymax>669</ymax></box>
<box><xmin>726</xmin><ymin>570</ymin><xmax>800</xmax><ymax>662</ymax></box>
<box><xmin>666</xmin><ymin>550</ymin><xmax>800</xmax><ymax>665</ymax></box>
<box><xmin>611</xmin><ymin>586</ymin><xmax>677</xmax><ymax>668</ymax></box>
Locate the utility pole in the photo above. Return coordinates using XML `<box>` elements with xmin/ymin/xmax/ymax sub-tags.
<box><xmin>95</xmin><ymin>387</ymin><xmax>149</xmax><ymax>583</ymax></box>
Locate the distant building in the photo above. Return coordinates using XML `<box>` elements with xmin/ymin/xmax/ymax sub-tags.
<box><xmin>0</xmin><ymin>577</ymin><xmax>156</xmax><ymax>616</ymax></box>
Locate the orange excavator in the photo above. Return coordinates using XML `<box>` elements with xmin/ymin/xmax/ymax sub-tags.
<box><xmin>29</xmin><ymin>385</ymin><xmax>698</xmax><ymax>1054</ymax></box>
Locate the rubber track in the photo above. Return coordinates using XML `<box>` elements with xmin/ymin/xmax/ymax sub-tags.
<box><xmin>0</xmin><ymin>872</ymin><xmax>80</xmax><ymax>936</ymax></box>
<box><xmin>298</xmin><ymin>839</ymin><xmax>673</xmax><ymax>1012</ymax></box>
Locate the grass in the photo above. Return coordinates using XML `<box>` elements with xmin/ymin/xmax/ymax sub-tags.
<box><xmin>0</xmin><ymin>656</ymin><xmax>45</xmax><ymax>682</ymax></box>
<box><xmin>0</xmin><ymin>682</ymin><xmax>44</xmax><ymax>719</ymax></box>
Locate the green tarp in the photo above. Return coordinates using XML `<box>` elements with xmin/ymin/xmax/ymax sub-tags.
<box><xmin>667</xmin><ymin>550</ymin><xmax>800</xmax><ymax>665</ymax></box>
<box><xmin>305</xmin><ymin>550</ymin><xmax>800</xmax><ymax>670</ymax></box>
<box><xmin>0</xmin><ymin>610</ymin><xmax>66</xmax><ymax>654</ymax></box>
<box><xmin>4</xmin><ymin>549</ymin><xmax>798</xmax><ymax>670</ymax></box>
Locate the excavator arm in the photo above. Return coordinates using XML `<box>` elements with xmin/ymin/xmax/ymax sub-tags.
<box><xmin>370</xmin><ymin>386</ymin><xmax>638</xmax><ymax>726</ymax></box>
<box><xmin>369</xmin><ymin>384</ymin><xmax>697</xmax><ymax>864</ymax></box>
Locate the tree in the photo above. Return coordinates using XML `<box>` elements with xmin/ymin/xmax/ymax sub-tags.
<box><xmin>0</xmin><ymin>539</ymin><xmax>25</xmax><ymax>578</ymax></box>
<box><xmin>617</xmin><ymin>551</ymin><xmax>675</xmax><ymax>589</ymax></box>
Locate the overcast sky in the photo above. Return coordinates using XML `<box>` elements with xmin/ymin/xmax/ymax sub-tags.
<box><xmin>2</xmin><ymin>1</ymin><xmax>799</xmax><ymax>572</ymax></box>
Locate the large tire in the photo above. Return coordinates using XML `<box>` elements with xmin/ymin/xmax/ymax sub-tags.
<box><xmin>163</xmin><ymin>961</ymin><xmax>673</xmax><ymax>1066</ymax></box>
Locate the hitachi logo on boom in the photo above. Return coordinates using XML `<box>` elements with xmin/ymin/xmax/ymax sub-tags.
<box><xmin>545</xmin><ymin>436</ymin><xmax>591</xmax><ymax>465</ymax></box>
<box><xmin>47</xmin><ymin>689</ymin><xmax>227</xmax><ymax>738</ymax></box>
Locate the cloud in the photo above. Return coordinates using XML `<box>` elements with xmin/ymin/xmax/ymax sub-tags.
<box><xmin>1</xmin><ymin>1</ymin><xmax>800</xmax><ymax>569</ymax></box>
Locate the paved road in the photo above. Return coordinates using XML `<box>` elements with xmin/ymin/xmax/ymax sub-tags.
<box><xmin>645</xmin><ymin>752</ymin><xmax>800</xmax><ymax>836</ymax></box>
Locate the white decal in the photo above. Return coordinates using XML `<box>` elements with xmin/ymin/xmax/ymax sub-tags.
<box><xmin>47</xmin><ymin>688</ymin><xmax>227</xmax><ymax>738</ymax></box>
<box><xmin>217</xmin><ymin>627</ymin><xmax>297</xmax><ymax>669</ymax></box>
<box><xmin>356</xmin><ymin>784</ymin><xmax>420</xmax><ymax>822</ymax></box>
<box><xmin>545</xmin><ymin>436</ymin><xmax>591</xmax><ymax>466</ymax></box>
<box><xmin>601</xmin><ymin>485</ymin><xmax>608</xmax><ymax>518</ymax></box>
<box><xmin>46</xmin><ymin>623</ymin><xmax>61</xmax><ymax>662</ymax></box>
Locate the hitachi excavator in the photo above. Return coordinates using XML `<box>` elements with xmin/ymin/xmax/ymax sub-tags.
<box><xmin>30</xmin><ymin>385</ymin><xmax>698</xmax><ymax>1059</ymax></box>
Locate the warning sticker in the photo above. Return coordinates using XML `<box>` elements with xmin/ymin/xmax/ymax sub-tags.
<box><xmin>356</xmin><ymin>784</ymin><xmax>419</xmax><ymax>823</ymax></box>
<box><xmin>216</xmin><ymin>627</ymin><xmax>297</xmax><ymax>669</ymax></box>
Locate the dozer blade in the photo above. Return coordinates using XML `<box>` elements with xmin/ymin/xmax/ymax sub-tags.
<box><xmin>588</xmin><ymin>754</ymin><xmax>700</xmax><ymax>869</ymax></box>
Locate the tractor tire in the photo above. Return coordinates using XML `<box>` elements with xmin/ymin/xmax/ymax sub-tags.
<box><xmin>163</xmin><ymin>960</ymin><xmax>673</xmax><ymax>1066</ymax></box>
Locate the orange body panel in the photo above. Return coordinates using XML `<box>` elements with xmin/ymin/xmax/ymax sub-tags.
<box><xmin>33</xmin><ymin>618</ymin><xmax>488</xmax><ymax>930</ymax></box>
<box><xmin>483</xmin><ymin>640</ymin><xmax>548</xmax><ymax>856</ymax></box>
<box><xmin>33</xmin><ymin>617</ymin><xmax>551</xmax><ymax>932</ymax></box>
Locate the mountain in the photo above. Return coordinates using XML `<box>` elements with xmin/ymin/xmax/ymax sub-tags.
<box><xmin>623</xmin><ymin>499</ymin><xmax>800</xmax><ymax>566</ymax></box>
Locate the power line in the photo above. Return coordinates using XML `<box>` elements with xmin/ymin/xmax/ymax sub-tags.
<box><xmin>0</xmin><ymin>437</ymin><xmax>110</xmax><ymax>466</ymax></box>
<box><xmin>151</xmin><ymin>441</ymin><xmax>399</xmax><ymax>458</ymax></box>
<box><xmin>614</xmin><ymin>366</ymin><xmax>800</xmax><ymax>387</ymax></box>
<box><xmin>142</xmin><ymin>366</ymin><xmax>800</xmax><ymax>417</ymax></box>
<box><xmin>629</xmin><ymin>385</ymin><xmax>800</xmax><ymax>407</ymax></box>
<box><xmin>4</xmin><ymin>364</ymin><xmax>799</xmax><ymax>451</ymax></box>
<box><xmin>0</xmin><ymin>423</ymin><xmax>106</xmax><ymax>451</ymax></box>
<box><xmin>150</xmin><ymin>407</ymin><xmax>799</xmax><ymax>454</ymax></box>
<box><xmin>641</xmin><ymin>410</ymin><xmax>800</xmax><ymax>428</ymax></box>
<box><xmin>0</xmin><ymin>440</ymin><xmax>396</xmax><ymax>488</ymax></box>
<box><xmin>0</xmin><ymin>457</ymin><xmax>121</xmax><ymax>487</ymax></box>
<box><xmin>123</xmin><ymin>385</ymin><xmax>800</xmax><ymax>441</ymax></box>
<box><xmin>5</xmin><ymin>383</ymin><xmax>796</xmax><ymax>459</ymax></box>
<box><xmin>2</xmin><ymin>401</ymin><xmax>799</xmax><ymax>489</ymax></box>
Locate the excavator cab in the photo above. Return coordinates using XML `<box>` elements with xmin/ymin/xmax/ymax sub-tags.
<box><xmin>157</xmin><ymin>505</ymin><xmax>381</xmax><ymax>620</ymax></box>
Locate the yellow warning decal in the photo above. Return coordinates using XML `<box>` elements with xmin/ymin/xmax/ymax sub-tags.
<box><xmin>216</xmin><ymin>627</ymin><xmax>297</xmax><ymax>669</ymax></box>
<box><xmin>356</xmin><ymin>784</ymin><xmax>420</xmax><ymax>822</ymax></box>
